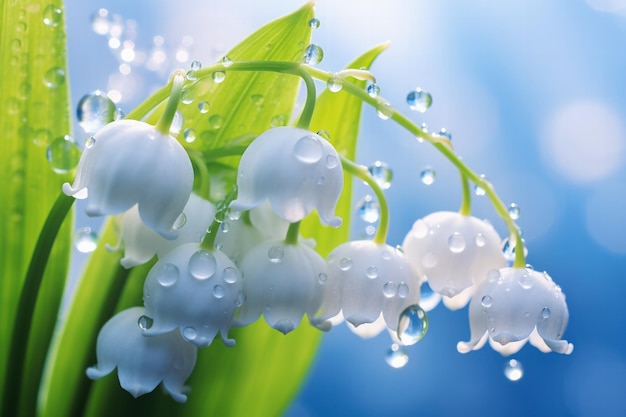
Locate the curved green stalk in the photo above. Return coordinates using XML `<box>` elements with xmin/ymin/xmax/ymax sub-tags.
<box><xmin>284</xmin><ymin>221</ymin><xmax>301</xmax><ymax>245</ymax></box>
<box><xmin>1</xmin><ymin>193</ymin><xmax>74</xmax><ymax>417</ymax></box>
<box><xmin>294</xmin><ymin>67</ymin><xmax>316</xmax><ymax>129</ymax></box>
<box><xmin>155</xmin><ymin>71</ymin><xmax>186</xmax><ymax>135</ymax></box>
<box><xmin>304</xmin><ymin>66</ymin><xmax>526</xmax><ymax>267</ymax></box>
<box><xmin>340</xmin><ymin>156</ymin><xmax>389</xmax><ymax>245</ymax></box>
<box><xmin>188</xmin><ymin>151</ymin><xmax>211</xmax><ymax>199</ymax></box>
<box><xmin>459</xmin><ymin>173</ymin><xmax>471</xmax><ymax>216</ymax></box>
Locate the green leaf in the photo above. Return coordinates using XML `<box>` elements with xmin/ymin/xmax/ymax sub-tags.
<box><xmin>0</xmin><ymin>1</ymin><xmax>73</xmax><ymax>416</ymax></box>
<box><xmin>301</xmin><ymin>42</ymin><xmax>390</xmax><ymax>256</ymax></box>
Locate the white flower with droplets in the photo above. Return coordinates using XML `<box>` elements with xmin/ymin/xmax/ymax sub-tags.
<box><xmin>402</xmin><ymin>211</ymin><xmax>507</xmax><ymax>310</ymax></box>
<box><xmin>230</xmin><ymin>126</ymin><xmax>343</xmax><ymax>227</ymax></box>
<box><xmin>143</xmin><ymin>243</ymin><xmax>243</xmax><ymax>347</ymax></box>
<box><xmin>62</xmin><ymin>119</ymin><xmax>194</xmax><ymax>239</ymax></box>
<box><xmin>86</xmin><ymin>307</ymin><xmax>197</xmax><ymax>403</ymax></box>
<box><xmin>317</xmin><ymin>240</ymin><xmax>420</xmax><ymax>337</ymax></box>
<box><xmin>235</xmin><ymin>239</ymin><xmax>326</xmax><ymax>334</ymax></box>
<box><xmin>114</xmin><ymin>194</ymin><xmax>216</xmax><ymax>268</ymax></box>
<box><xmin>457</xmin><ymin>267</ymin><xmax>573</xmax><ymax>356</ymax></box>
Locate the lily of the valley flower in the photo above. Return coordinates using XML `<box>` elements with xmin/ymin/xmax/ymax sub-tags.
<box><xmin>115</xmin><ymin>194</ymin><xmax>216</xmax><ymax>268</ymax></box>
<box><xmin>230</xmin><ymin>126</ymin><xmax>343</xmax><ymax>227</ymax></box>
<box><xmin>62</xmin><ymin>119</ymin><xmax>194</xmax><ymax>239</ymax></box>
<box><xmin>236</xmin><ymin>239</ymin><xmax>326</xmax><ymax>334</ymax></box>
<box><xmin>402</xmin><ymin>211</ymin><xmax>507</xmax><ymax>310</ymax></box>
<box><xmin>143</xmin><ymin>243</ymin><xmax>243</xmax><ymax>347</ymax></box>
<box><xmin>86</xmin><ymin>307</ymin><xmax>197</xmax><ymax>403</ymax></box>
<box><xmin>317</xmin><ymin>240</ymin><xmax>421</xmax><ymax>337</ymax></box>
<box><xmin>457</xmin><ymin>267</ymin><xmax>574</xmax><ymax>356</ymax></box>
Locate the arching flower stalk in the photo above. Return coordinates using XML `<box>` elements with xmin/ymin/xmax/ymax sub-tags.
<box><xmin>86</xmin><ymin>307</ymin><xmax>197</xmax><ymax>403</ymax></box>
<box><xmin>62</xmin><ymin>71</ymin><xmax>194</xmax><ymax>239</ymax></box>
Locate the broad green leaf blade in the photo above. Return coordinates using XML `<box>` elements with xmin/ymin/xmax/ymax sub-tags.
<box><xmin>0</xmin><ymin>1</ymin><xmax>72</xmax><ymax>416</ymax></box>
<box><xmin>302</xmin><ymin>43</ymin><xmax>390</xmax><ymax>256</ymax></box>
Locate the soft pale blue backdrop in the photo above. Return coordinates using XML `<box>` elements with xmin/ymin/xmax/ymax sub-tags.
<box><xmin>64</xmin><ymin>1</ymin><xmax>626</xmax><ymax>416</ymax></box>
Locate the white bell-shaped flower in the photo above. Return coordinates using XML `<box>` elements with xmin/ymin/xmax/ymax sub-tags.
<box><xmin>86</xmin><ymin>307</ymin><xmax>197</xmax><ymax>402</ymax></box>
<box><xmin>457</xmin><ymin>267</ymin><xmax>573</xmax><ymax>356</ymax></box>
<box><xmin>62</xmin><ymin>119</ymin><xmax>194</xmax><ymax>239</ymax></box>
<box><xmin>230</xmin><ymin>126</ymin><xmax>343</xmax><ymax>227</ymax></box>
<box><xmin>317</xmin><ymin>240</ymin><xmax>421</xmax><ymax>336</ymax></box>
<box><xmin>236</xmin><ymin>239</ymin><xmax>326</xmax><ymax>334</ymax></box>
<box><xmin>116</xmin><ymin>194</ymin><xmax>216</xmax><ymax>268</ymax></box>
<box><xmin>215</xmin><ymin>202</ymin><xmax>289</xmax><ymax>266</ymax></box>
<box><xmin>402</xmin><ymin>211</ymin><xmax>507</xmax><ymax>309</ymax></box>
<box><xmin>143</xmin><ymin>243</ymin><xmax>243</xmax><ymax>347</ymax></box>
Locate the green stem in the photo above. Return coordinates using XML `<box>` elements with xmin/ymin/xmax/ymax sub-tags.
<box><xmin>340</xmin><ymin>155</ymin><xmax>389</xmax><ymax>245</ymax></box>
<box><xmin>459</xmin><ymin>173</ymin><xmax>471</xmax><ymax>216</ymax></box>
<box><xmin>284</xmin><ymin>221</ymin><xmax>301</xmax><ymax>245</ymax></box>
<box><xmin>155</xmin><ymin>70</ymin><xmax>186</xmax><ymax>135</ymax></box>
<box><xmin>295</xmin><ymin>67</ymin><xmax>316</xmax><ymax>129</ymax></box>
<box><xmin>1</xmin><ymin>193</ymin><xmax>74</xmax><ymax>417</ymax></box>
<box><xmin>188</xmin><ymin>151</ymin><xmax>211</xmax><ymax>199</ymax></box>
<box><xmin>304</xmin><ymin>66</ymin><xmax>526</xmax><ymax>266</ymax></box>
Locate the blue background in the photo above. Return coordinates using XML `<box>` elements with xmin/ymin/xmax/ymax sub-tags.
<box><xmin>63</xmin><ymin>1</ymin><xmax>626</xmax><ymax>416</ymax></box>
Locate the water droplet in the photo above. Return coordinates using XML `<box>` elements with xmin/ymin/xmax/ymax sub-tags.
<box><xmin>318</xmin><ymin>272</ymin><xmax>328</xmax><ymax>284</ymax></box>
<box><xmin>474</xmin><ymin>174</ymin><xmax>488</xmax><ymax>196</ymax></box>
<box><xmin>181</xmin><ymin>89</ymin><xmax>194</xmax><ymax>104</ymax></box>
<box><xmin>475</xmin><ymin>233</ymin><xmax>486</xmax><ymax>247</ymax></box>
<box><xmin>325</xmin><ymin>154</ymin><xmax>339</xmax><ymax>169</ymax></box>
<box><xmin>183</xmin><ymin>128</ymin><xmax>196</xmax><ymax>143</ymax></box>
<box><xmin>339</xmin><ymin>257</ymin><xmax>352</xmax><ymax>271</ymax></box>
<box><xmin>420</xmin><ymin>166</ymin><xmax>436</xmax><ymax>185</ymax></box>
<box><xmin>32</xmin><ymin>128</ymin><xmax>52</xmax><ymax>147</ymax></box>
<box><xmin>250</xmin><ymin>94</ymin><xmax>264</xmax><ymax>107</ymax></box>
<box><xmin>508</xmin><ymin>203</ymin><xmax>520</xmax><ymax>220</ymax></box>
<box><xmin>137</xmin><ymin>315</ymin><xmax>153</xmax><ymax>330</ymax></box>
<box><xmin>365</xmin><ymin>225</ymin><xmax>376</xmax><ymax>236</ymax></box>
<box><xmin>76</xmin><ymin>91</ymin><xmax>116</xmax><ymax>134</ymax></box>
<box><xmin>173</xmin><ymin>212</ymin><xmax>187</xmax><ymax>230</ymax></box>
<box><xmin>327</xmin><ymin>75</ymin><xmax>343</xmax><ymax>92</ymax></box>
<box><xmin>219</xmin><ymin>221</ymin><xmax>230</xmax><ymax>233</ymax></box>
<box><xmin>501</xmin><ymin>237</ymin><xmax>527</xmax><ymax>264</ymax></box>
<box><xmin>209</xmin><ymin>114</ymin><xmax>224</xmax><ymax>129</ymax></box>
<box><xmin>406</xmin><ymin>88</ymin><xmax>432</xmax><ymax>112</ymax></box>
<box><xmin>303</xmin><ymin>44</ymin><xmax>324</xmax><ymax>65</ymax></box>
<box><xmin>419</xmin><ymin>282</ymin><xmax>441</xmax><ymax>311</ymax></box>
<box><xmin>198</xmin><ymin>100</ymin><xmax>210</xmax><ymax>113</ymax></box>
<box><xmin>366</xmin><ymin>266</ymin><xmax>378</xmax><ymax>279</ymax></box>
<box><xmin>44</xmin><ymin>67</ymin><xmax>65</xmax><ymax>88</ymax></box>
<box><xmin>437</xmin><ymin>128</ymin><xmax>452</xmax><ymax>140</ymax></box>
<box><xmin>43</xmin><ymin>4</ymin><xmax>62</xmax><ymax>27</ymax></box>
<box><xmin>156</xmin><ymin>263</ymin><xmax>179</xmax><ymax>287</ymax></box>
<box><xmin>223</xmin><ymin>267</ymin><xmax>238</xmax><ymax>284</ymax></box>
<box><xmin>504</xmin><ymin>359</ymin><xmax>524</xmax><ymax>381</ymax></box>
<box><xmin>83</xmin><ymin>136</ymin><xmax>96</xmax><ymax>149</ymax></box>
<box><xmin>368</xmin><ymin>161</ymin><xmax>392</xmax><ymax>189</ymax></box>
<box><xmin>397</xmin><ymin>305</ymin><xmax>428</xmax><ymax>345</ymax></box>
<box><xmin>383</xmin><ymin>281</ymin><xmax>397</xmax><ymax>298</ymax></box>
<box><xmin>518</xmin><ymin>273</ymin><xmax>534</xmax><ymax>289</ymax></box>
<box><xmin>182</xmin><ymin>326</ymin><xmax>197</xmax><ymax>341</ymax></box>
<box><xmin>74</xmin><ymin>227</ymin><xmax>98</xmax><ymax>253</ymax></box>
<box><xmin>542</xmin><ymin>307</ymin><xmax>551</xmax><ymax>319</ymax></box>
<box><xmin>212</xmin><ymin>70</ymin><xmax>226</xmax><ymax>83</ymax></box>
<box><xmin>385</xmin><ymin>344</ymin><xmax>409</xmax><ymax>368</ymax></box>
<box><xmin>316</xmin><ymin>130</ymin><xmax>331</xmax><ymax>140</ymax></box>
<box><xmin>367</xmin><ymin>83</ymin><xmax>380</xmax><ymax>98</ymax></box>
<box><xmin>186</xmin><ymin>70</ymin><xmax>198</xmax><ymax>81</ymax></box>
<box><xmin>294</xmin><ymin>135</ymin><xmax>323</xmax><ymax>163</ymax></box>
<box><xmin>357</xmin><ymin>195</ymin><xmax>380</xmax><ymax>223</ymax></box>
<box><xmin>221</xmin><ymin>56</ymin><xmax>233</xmax><ymax>67</ymax></box>
<box><xmin>46</xmin><ymin>135</ymin><xmax>80</xmax><ymax>174</ymax></box>
<box><xmin>268</xmin><ymin>246</ymin><xmax>284</xmax><ymax>263</ymax></box>
<box><xmin>188</xmin><ymin>250</ymin><xmax>217</xmax><ymax>280</ymax></box>
<box><xmin>448</xmin><ymin>232</ymin><xmax>466</xmax><ymax>253</ymax></box>
<box><xmin>270</xmin><ymin>115</ymin><xmax>286</xmax><ymax>127</ymax></box>
<box><xmin>481</xmin><ymin>295</ymin><xmax>493</xmax><ymax>308</ymax></box>
<box><xmin>189</xmin><ymin>60</ymin><xmax>201</xmax><ymax>71</ymax></box>
<box><xmin>376</xmin><ymin>100</ymin><xmax>393</xmax><ymax>120</ymax></box>
<box><xmin>309</xmin><ymin>17</ymin><xmax>320</xmax><ymax>29</ymax></box>
<box><xmin>213</xmin><ymin>284</ymin><xmax>225</xmax><ymax>298</ymax></box>
<box><xmin>228</xmin><ymin>210</ymin><xmax>241</xmax><ymax>221</ymax></box>
<box><xmin>114</xmin><ymin>108</ymin><xmax>125</xmax><ymax>120</ymax></box>
<box><xmin>397</xmin><ymin>282</ymin><xmax>409</xmax><ymax>298</ymax></box>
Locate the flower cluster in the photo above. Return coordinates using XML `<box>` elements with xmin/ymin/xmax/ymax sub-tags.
<box><xmin>68</xmin><ymin>64</ymin><xmax>572</xmax><ymax>402</ymax></box>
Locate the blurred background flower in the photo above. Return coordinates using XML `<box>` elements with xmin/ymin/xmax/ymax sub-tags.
<box><xmin>64</xmin><ymin>0</ymin><xmax>626</xmax><ymax>415</ymax></box>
